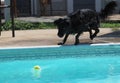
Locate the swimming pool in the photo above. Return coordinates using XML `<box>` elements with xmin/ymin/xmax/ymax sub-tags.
<box><xmin>0</xmin><ymin>43</ymin><xmax>120</xmax><ymax>83</ymax></box>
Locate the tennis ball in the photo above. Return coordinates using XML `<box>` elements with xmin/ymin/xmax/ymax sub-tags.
<box><xmin>34</xmin><ymin>65</ymin><xmax>41</xmax><ymax>70</ymax></box>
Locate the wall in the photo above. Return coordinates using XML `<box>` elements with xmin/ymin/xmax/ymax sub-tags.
<box><xmin>73</xmin><ymin>0</ymin><xmax>95</xmax><ymax>12</ymax></box>
<box><xmin>116</xmin><ymin>0</ymin><xmax>120</xmax><ymax>13</ymax></box>
<box><xmin>16</xmin><ymin>0</ymin><xmax>31</xmax><ymax>16</ymax></box>
<box><xmin>51</xmin><ymin>0</ymin><xmax>67</xmax><ymax>15</ymax></box>
<box><xmin>67</xmin><ymin>0</ymin><xmax>73</xmax><ymax>14</ymax></box>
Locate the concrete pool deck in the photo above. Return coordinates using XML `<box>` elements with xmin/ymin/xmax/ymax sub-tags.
<box><xmin>0</xmin><ymin>28</ymin><xmax>120</xmax><ymax>47</ymax></box>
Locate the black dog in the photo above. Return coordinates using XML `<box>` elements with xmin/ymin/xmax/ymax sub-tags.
<box><xmin>54</xmin><ymin>1</ymin><xmax>117</xmax><ymax>45</ymax></box>
<box><xmin>54</xmin><ymin>9</ymin><xmax>100</xmax><ymax>45</ymax></box>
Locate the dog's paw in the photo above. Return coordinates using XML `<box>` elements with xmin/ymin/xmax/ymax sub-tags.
<box><xmin>58</xmin><ymin>42</ymin><xmax>63</xmax><ymax>45</ymax></box>
<box><xmin>90</xmin><ymin>36</ymin><xmax>94</xmax><ymax>40</ymax></box>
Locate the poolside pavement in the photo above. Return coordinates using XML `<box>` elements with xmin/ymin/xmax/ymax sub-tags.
<box><xmin>0</xmin><ymin>28</ymin><xmax>120</xmax><ymax>47</ymax></box>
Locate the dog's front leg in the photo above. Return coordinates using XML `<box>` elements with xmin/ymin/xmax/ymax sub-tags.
<box><xmin>89</xmin><ymin>29</ymin><xmax>93</xmax><ymax>40</ymax></box>
<box><xmin>58</xmin><ymin>34</ymin><xmax>69</xmax><ymax>45</ymax></box>
<box><xmin>75</xmin><ymin>32</ymin><xmax>82</xmax><ymax>45</ymax></box>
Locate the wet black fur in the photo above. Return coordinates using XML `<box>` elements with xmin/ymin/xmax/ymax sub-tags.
<box><xmin>54</xmin><ymin>9</ymin><xmax>100</xmax><ymax>45</ymax></box>
<box><xmin>54</xmin><ymin>1</ymin><xmax>117</xmax><ymax>45</ymax></box>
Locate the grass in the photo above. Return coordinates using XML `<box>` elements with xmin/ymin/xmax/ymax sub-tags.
<box><xmin>1</xmin><ymin>20</ymin><xmax>55</xmax><ymax>31</ymax></box>
<box><xmin>101</xmin><ymin>22</ymin><xmax>120</xmax><ymax>28</ymax></box>
<box><xmin>1</xmin><ymin>20</ymin><xmax>120</xmax><ymax>31</ymax></box>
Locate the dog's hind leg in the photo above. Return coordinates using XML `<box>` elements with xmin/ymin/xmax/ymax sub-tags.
<box><xmin>91</xmin><ymin>28</ymin><xmax>100</xmax><ymax>39</ymax></box>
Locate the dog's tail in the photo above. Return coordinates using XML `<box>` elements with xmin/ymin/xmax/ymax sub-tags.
<box><xmin>99</xmin><ymin>1</ymin><xmax>117</xmax><ymax>20</ymax></box>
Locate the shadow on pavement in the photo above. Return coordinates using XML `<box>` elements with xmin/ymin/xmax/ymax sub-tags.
<box><xmin>98</xmin><ymin>30</ymin><xmax>120</xmax><ymax>37</ymax></box>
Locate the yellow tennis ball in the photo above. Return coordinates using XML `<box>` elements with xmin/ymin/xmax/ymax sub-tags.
<box><xmin>34</xmin><ymin>65</ymin><xmax>41</xmax><ymax>70</ymax></box>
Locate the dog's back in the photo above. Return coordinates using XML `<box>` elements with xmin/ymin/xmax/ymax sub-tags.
<box><xmin>68</xmin><ymin>9</ymin><xmax>100</xmax><ymax>28</ymax></box>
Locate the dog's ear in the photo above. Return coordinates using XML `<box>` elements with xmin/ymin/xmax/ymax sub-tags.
<box><xmin>54</xmin><ymin>18</ymin><xmax>63</xmax><ymax>25</ymax></box>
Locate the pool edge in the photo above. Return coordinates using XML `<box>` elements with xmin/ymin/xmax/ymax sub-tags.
<box><xmin>0</xmin><ymin>42</ymin><xmax>120</xmax><ymax>49</ymax></box>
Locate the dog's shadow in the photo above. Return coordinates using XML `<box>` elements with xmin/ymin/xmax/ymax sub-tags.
<box><xmin>98</xmin><ymin>30</ymin><xmax>120</xmax><ymax>37</ymax></box>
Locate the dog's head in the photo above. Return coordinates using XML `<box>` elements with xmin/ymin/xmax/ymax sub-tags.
<box><xmin>54</xmin><ymin>18</ymin><xmax>69</xmax><ymax>37</ymax></box>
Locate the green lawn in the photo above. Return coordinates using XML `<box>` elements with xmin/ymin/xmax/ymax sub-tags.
<box><xmin>101</xmin><ymin>22</ymin><xmax>120</xmax><ymax>28</ymax></box>
<box><xmin>1</xmin><ymin>20</ymin><xmax>120</xmax><ymax>31</ymax></box>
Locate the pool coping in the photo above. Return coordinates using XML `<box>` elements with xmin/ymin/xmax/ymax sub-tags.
<box><xmin>0</xmin><ymin>42</ymin><xmax>120</xmax><ymax>50</ymax></box>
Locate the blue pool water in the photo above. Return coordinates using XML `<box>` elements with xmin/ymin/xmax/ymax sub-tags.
<box><xmin>0</xmin><ymin>44</ymin><xmax>120</xmax><ymax>83</ymax></box>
